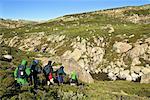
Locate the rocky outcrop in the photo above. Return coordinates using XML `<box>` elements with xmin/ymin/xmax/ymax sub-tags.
<box><xmin>1</xmin><ymin>29</ymin><xmax>150</xmax><ymax>84</ymax></box>
<box><xmin>61</xmin><ymin>58</ymin><xmax>94</xmax><ymax>83</ymax></box>
<box><xmin>113</xmin><ymin>42</ymin><xmax>132</xmax><ymax>53</ymax></box>
<box><xmin>129</xmin><ymin>44</ymin><xmax>148</xmax><ymax>59</ymax></box>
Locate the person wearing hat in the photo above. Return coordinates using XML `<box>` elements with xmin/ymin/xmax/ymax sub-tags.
<box><xmin>14</xmin><ymin>60</ymin><xmax>31</xmax><ymax>86</ymax></box>
<box><xmin>57</xmin><ymin>66</ymin><xmax>66</xmax><ymax>84</ymax></box>
<box><xmin>30</xmin><ymin>60</ymin><xmax>41</xmax><ymax>89</ymax></box>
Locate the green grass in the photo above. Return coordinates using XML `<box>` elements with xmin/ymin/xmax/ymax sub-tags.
<box><xmin>0</xmin><ymin>5</ymin><xmax>150</xmax><ymax>100</ymax></box>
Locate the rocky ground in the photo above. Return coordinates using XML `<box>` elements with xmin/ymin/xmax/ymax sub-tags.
<box><xmin>0</xmin><ymin>4</ymin><xmax>150</xmax><ymax>99</ymax></box>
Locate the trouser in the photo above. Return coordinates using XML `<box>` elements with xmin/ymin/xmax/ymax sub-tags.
<box><xmin>30</xmin><ymin>73</ymin><xmax>38</xmax><ymax>89</ymax></box>
<box><xmin>44</xmin><ymin>74</ymin><xmax>49</xmax><ymax>85</ymax></box>
<box><xmin>58</xmin><ymin>74</ymin><xmax>64</xmax><ymax>83</ymax></box>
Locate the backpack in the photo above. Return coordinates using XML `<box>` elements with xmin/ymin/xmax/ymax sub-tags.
<box><xmin>43</xmin><ymin>65</ymin><xmax>51</xmax><ymax>75</ymax></box>
<box><xmin>17</xmin><ymin>65</ymin><xmax>26</xmax><ymax>78</ymax></box>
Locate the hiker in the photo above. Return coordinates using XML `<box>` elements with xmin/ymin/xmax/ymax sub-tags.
<box><xmin>14</xmin><ymin>60</ymin><xmax>31</xmax><ymax>86</ymax></box>
<box><xmin>70</xmin><ymin>71</ymin><xmax>78</xmax><ymax>86</ymax></box>
<box><xmin>43</xmin><ymin>61</ymin><xmax>54</xmax><ymax>85</ymax></box>
<box><xmin>29</xmin><ymin>60</ymin><xmax>41</xmax><ymax>89</ymax></box>
<box><xmin>57</xmin><ymin>66</ymin><xmax>66</xmax><ymax>84</ymax></box>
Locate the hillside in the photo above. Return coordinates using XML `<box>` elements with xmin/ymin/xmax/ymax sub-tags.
<box><xmin>0</xmin><ymin>18</ymin><xmax>38</xmax><ymax>29</ymax></box>
<box><xmin>0</xmin><ymin>4</ymin><xmax>150</xmax><ymax>99</ymax></box>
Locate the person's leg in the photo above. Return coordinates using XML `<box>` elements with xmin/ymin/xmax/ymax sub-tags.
<box><xmin>60</xmin><ymin>75</ymin><xmax>63</xmax><ymax>84</ymax></box>
<box><xmin>33</xmin><ymin>74</ymin><xmax>38</xmax><ymax>89</ymax></box>
<box><xmin>61</xmin><ymin>75</ymin><xmax>64</xmax><ymax>83</ymax></box>
<box><xmin>30</xmin><ymin>74</ymin><xmax>33</xmax><ymax>85</ymax></box>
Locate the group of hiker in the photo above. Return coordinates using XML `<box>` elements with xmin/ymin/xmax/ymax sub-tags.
<box><xmin>14</xmin><ymin>59</ymin><xmax>78</xmax><ymax>89</ymax></box>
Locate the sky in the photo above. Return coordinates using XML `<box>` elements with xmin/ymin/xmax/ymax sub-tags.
<box><xmin>0</xmin><ymin>0</ymin><xmax>150</xmax><ymax>21</ymax></box>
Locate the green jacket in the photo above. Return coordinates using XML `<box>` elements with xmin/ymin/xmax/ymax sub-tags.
<box><xmin>71</xmin><ymin>71</ymin><xmax>77</xmax><ymax>80</ymax></box>
<box><xmin>14</xmin><ymin>60</ymin><xmax>31</xmax><ymax>85</ymax></box>
<box><xmin>14</xmin><ymin>67</ymin><xmax>31</xmax><ymax>85</ymax></box>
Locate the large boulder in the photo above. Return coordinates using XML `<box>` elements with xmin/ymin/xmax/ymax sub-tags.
<box><xmin>62</xmin><ymin>49</ymin><xmax>82</xmax><ymax>61</ymax></box>
<box><xmin>113</xmin><ymin>42</ymin><xmax>132</xmax><ymax>53</ymax></box>
<box><xmin>61</xmin><ymin>57</ymin><xmax>94</xmax><ymax>83</ymax></box>
<box><xmin>71</xmin><ymin>49</ymin><xmax>82</xmax><ymax>61</ymax></box>
<box><xmin>129</xmin><ymin>44</ymin><xmax>148</xmax><ymax>59</ymax></box>
<box><xmin>140</xmin><ymin>72</ymin><xmax>150</xmax><ymax>84</ymax></box>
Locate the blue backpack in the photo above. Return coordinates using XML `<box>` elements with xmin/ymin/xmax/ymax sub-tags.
<box><xmin>43</xmin><ymin>65</ymin><xmax>52</xmax><ymax>75</ymax></box>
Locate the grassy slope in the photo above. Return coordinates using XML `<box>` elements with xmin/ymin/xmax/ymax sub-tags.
<box><xmin>0</xmin><ymin>5</ymin><xmax>150</xmax><ymax>99</ymax></box>
<box><xmin>1</xmin><ymin>5</ymin><xmax>150</xmax><ymax>39</ymax></box>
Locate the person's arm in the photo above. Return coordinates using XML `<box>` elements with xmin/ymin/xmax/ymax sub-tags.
<box><xmin>26</xmin><ymin>67</ymin><xmax>31</xmax><ymax>76</ymax></box>
<box><xmin>63</xmin><ymin>70</ymin><xmax>66</xmax><ymax>75</ymax></box>
<box><xmin>14</xmin><ymin>68</ymin><xmax>18</xmax><ymax>78</ymax></box>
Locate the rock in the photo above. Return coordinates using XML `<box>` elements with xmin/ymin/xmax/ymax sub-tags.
<box><xmin>113</xmin><ymin>67</ymin><xmax>120</xmax><ymax>74</ymax></box>
<box><xmin>61</xmin><ymin>58</ymin><xmax>94</xmax><ymax>83</ymax></box>
<box><xmin>48</xmin><ymin>48</ymin><xmax>56</xmax><ymax>55</ymax></box>
<box><xmin>147</xmin><ymin>46</ymin><xmax>150</xmax><ymax>54</ymax></box>
<box><xmin>76</xmin><ymin>36</ymin><xmax>81</xmax><ymax>41</ymax></box>
<box><xmin>129</xmin><ymin>34</ymin><xmax>135</xmax><ymax>38</ymax></box>
<box><xmin>141</xmin><ymin>67</ymin><xmax>150</xmax><ymax>75</ymax></box>
<box><xmin>102</xmin><ymin>68</ymin><xmax>108</xmax><ymax>73</ymax></box>
<box><xmin>113</xmin><ymin>42</ymin><xmax>132</xmax><ymax>53</ymax></box>
<box><xmin>58</xmin><ymin>35</ymin><xmax>65</xmax><ymax>42</ymax></box>
<box><xmin>131</xmin><ymin>57</ymin><xmax>141</xmax><ymax>66</ymax></box>
<box><xmin>131</xmin><ymin>72</ymin><xmax>139</xmax><ymax>81</ymax></box>
<box><xmin>78</xmin><ymin>59</ymin><xmax>85</xmax><ymax>68</ymax></box>
<box><xmin>145</xmin><ymin>38</ymin><xmax>150</xmax><ymax>44</ymax></box>
<box><xmin>3</xmin><ymin>55</ymin><xmax>13</xmax><ymax>60</ymax></box>
<box><xmin>129</xmin><ymin>44</ymin><xmax>148</xmax><ymax>59</ymax></box>
<box><xmin>140</xmin><ymin>72</ymin><xmax>150</xmax><ymax>84</ymax></box>
<box><xmin>62</xmin><ymin>50</ymin><xmax>72</xmax><ymax>58</ymax></box>
<box><xmin>126</xmin><ymin>75</ymin><xmax>132</xmax><ymax>81</ymax></box>
<box><xmin>131</xmin><ymin>66</ymin><xmax>142</xmax><ymax>74</ymax></box>
<box><xmin>108</xmin><ymin>26</ymin><xmax>114</xmax><ymax>33</ymax></box>
<box><xmin>108</xmin><ymin>72</ymin><xmax>117</xmax><ymax>80</ymax></box>
<box><xmin>102</xmin><ymin>24</ymin><xmax>114</xmax><ymax>33</ymax></box>
<box><xmin>71</xmin><ymin>49</ymin><xmax>82</xmax><ymax>61</ymax></box>
<box><xmin>119</xmin><ymin>70</ymin><xmax>130</xmax><ymax>80</ymax></box>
